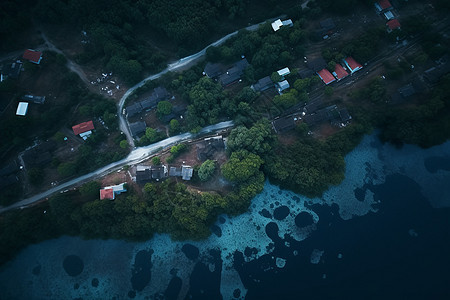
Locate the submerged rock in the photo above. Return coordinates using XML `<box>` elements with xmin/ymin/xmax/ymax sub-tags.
<box><xmin>63</xmin><ymin>255</ymin><xmax>84</xmax><ymax>277</ymax></box>
<box><xmin>273</xmin><ymin>206</ymin><xmax>290</xmax><ymax>220</ymax></box>
<box><xmin>32</xmin><ymin>264</ymin><xmax>41</xmax><ymax>276</ymax></box>
<box><xmin>259</xmin><ymin>208</ymin><xmax>272</xmax><ymax>218</ymax></box>
<box><xmin>181</xmin><ymin>244</ymin><xmax>199</xmax><ymax>260</ymax></box>
<box><xmin>276</xmin><ymin>257</ymin><xmax>286</xmax><ymax>268</ymax></box>
<box><xmin>295</xmin><ymin>212</ymin><xmax>314</xmax><ymax>228</ymax></box>
<box><xmin>91</xmin><ymin>278</ymin><xmax>99</xmax><ymax>287</ymax></box>
<box><xmin>130</xmin><ymin>250</ymin><xmax>153</xmax><ymax>292</ymax></box>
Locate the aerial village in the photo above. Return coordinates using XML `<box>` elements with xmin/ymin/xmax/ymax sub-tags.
<box><xmin>1</xmin><ymin>0</ymin><xmax>449</xmax><ymax>204</ymax></box>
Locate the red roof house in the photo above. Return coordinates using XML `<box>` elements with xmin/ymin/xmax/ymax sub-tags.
<box><xmin>23</xmin><ymin>49</ymin><xmax>43</xmax><ymax>64</ymax></box>
<box><xmin>333</xmin><ymin>64</ymin><xmax>349</xmax><ymax>81</ymax></box>
<box><xmin>375</xmin><ymin>0</ymin><xmax>392</xmax><ymax>12</ymax></box>
<box><xmin>317</xmin><ymin>69</ymin><xmax>336</xmax><ymax>85</ymax></box>
<box><xmin>72</xmin><ymin>121</ymin><xmax>94</xmax><ymax>135</ymax></box>
<box><xmin>386</xmin><ymin>19</ymin><xmax>401</xmax><ymax>31</ymax></box>
<box><xmin>100</xmin><ymin>188</ymin><xmax>114</xmax><ymax>200</ymax></box>
<box><xmin>343</xmin><ymin>57</ymin><xmax>363</xmax><ymax>74</ymax></box>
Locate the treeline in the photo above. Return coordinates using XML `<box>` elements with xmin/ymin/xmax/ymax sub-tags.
<box><xmin>378</xmin><ymin>74</ymin><xmax>450</xmax><ymax>148</ymax></box>
<box><xmin>207</xmin><ymin>20</ymin><xmax>307</xmax><ymax>79</ymax></box>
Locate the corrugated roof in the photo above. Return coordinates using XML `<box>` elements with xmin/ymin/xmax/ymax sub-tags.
<box><xmin>100</xmin><ymin>188</ymin><xmax>114</xmax><ymax>200</ymax></box>
<box><xmin>378</xmin><ymin>0</ymin><xmax>392</xmax><ymax>10</ymax></box>
<box><xmin>334</xmin><ymin>64</ymin><xmax>349</xmax><ymax>80</ymax></box>
<box><xmin>16</xmin><ymin>102</ymin><xmax>28</xmax><ymax>116</ymax></box>
<box><xmin>72</xmin><ymin>121</ymin><xmax>94</xmax><ymax>135</ymax></box>
<box><xmin>387</xmin><ymin>19</ymin><xmax>401</xmax><ymax>30</ymax></box>
<box><xmin>317</xmin><ymin>69</ymin><xmax>336</xmax><ymax>85</ymax></box>
<box><xmin>344</xmin><ymin>57</ymin><xmax>363</xmax><ymax>73</ymax></box>
<box><xmin>23</xmin><ymin>49</ymin><xmax>42</xmax><ymax>64</ymax></box>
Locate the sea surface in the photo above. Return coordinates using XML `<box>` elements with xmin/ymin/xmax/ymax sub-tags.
<box><xmin>1</xmin><ymin>133</ymin><xmax>450</xmax><ymax>300</ymax></box>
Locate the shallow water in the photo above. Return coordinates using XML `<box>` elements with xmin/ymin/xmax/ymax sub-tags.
<box><xmin>1</xmin><ymin>134</ymin><xmax>450</xmax><ymax>299</ymax></box>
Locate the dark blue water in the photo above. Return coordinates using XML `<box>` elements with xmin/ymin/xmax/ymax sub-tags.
<box><xmin>1</xmin><ymin>134</ymin><xmax>450</xmax><ymax>299</ymax></box>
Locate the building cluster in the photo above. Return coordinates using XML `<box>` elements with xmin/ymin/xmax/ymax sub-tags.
<box><xmin>72</xmin><ymin>120</ymin><xmax>95</xmax><ymax>140</ymax></box>
<box><xmin>374</xmin><ymin>0</ymin><xmax>401</xmax><ymax>32</ymax></box>
<box><xmin>124</xmin><ymin>86</ymin><xmax>170</xmax><ymax>138</ymax></box>
<box><xmin>134</xmin><ymin>164</ymin><xmax>193</xmax><ymax>183</ymax></box>
<box><xmin>203</xmin><ymin>58</ymin><xmax>249</xmax><ymax>87</ymax></box>
<box><xmin>99</xmin><ymin>183</ymin><xmax>127</xmax><ymax>200</ymax></box>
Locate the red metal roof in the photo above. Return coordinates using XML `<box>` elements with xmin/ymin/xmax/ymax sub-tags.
<box><xmin>378</xmin><ymin>0</ymin><xmax>392</xmax><ymax>10</ymax></box>
<box><xmin>23</xmin><ymin>49</ymin><xmax>42</xmax><ymax>64</ymax></box>
<box><xmin>317</xmin><ymin>69</ymin><xmax>336</xmax><ymax>85</ymax></box>
<box><xmin>387</xmin><ymin>19</ymin><xmax>401</xmax><ymax>30</ymax></box>
<box><xmin>344</xmin><ymin>57</ymin><xmax>363</xmax><ymax>72</ymax></box>
<box><xmin>72</xmin><ymin>121</ymin><xmax>94</xmax><ymax>135</ymax></box>
<box><xmin>334</xmin><ymin>64</ymin><xmax>349</xmax><ymax>80</ymax></box>
<box><xmin>100</xmin><ymin>188</ymin><xmax>114</xmax><ymax>200</ymax></box>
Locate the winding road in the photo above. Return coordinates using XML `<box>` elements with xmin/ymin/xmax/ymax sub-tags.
<box><xmin>0</xmin><ymin>16</ymin><xmax>284</xmax><ymax>213</ymax></box>
<box><xmin>0</xmin><ymin>121</ymin><xmax>233</xmax><ymax>214</ymax></box>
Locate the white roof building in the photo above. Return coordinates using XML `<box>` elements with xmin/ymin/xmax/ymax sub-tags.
<box><xmin>277</xmin><ymin>67</ymin><xmax>291</xmax><ymax>77</ymax></box>
<box><xmin>16</xmin><ymin>102</ymin><xmax>29</xmax><ymax>116</ymax></box>
<box><xmin>277</xmin><ymin>80</ymin><xmax>290</xmax><ymax>94</ymax></box>
<box><xmin>271</xmin><ymin>19</ymin><xmax>283</xmax><ymax>31</ymax></box>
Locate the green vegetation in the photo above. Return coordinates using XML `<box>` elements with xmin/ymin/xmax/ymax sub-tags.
<box><xmin>198</xmin><ymin>160</ymin><xmax>216</xmax><ymax>182</ymax></box>
<box><xmin>152</xmin><ymin>156</ymin><xmax>161</xmax><ymax>166</ymax></box>
<box><xmin>156</xmin><ymin>101</ymin><xmax>173</xmax><ymax>118</ymax></box>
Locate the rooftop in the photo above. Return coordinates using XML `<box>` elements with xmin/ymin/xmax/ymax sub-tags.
<box><xmin>317</xmin><ymin>69</ymin><xmax>336</xmax><ymax>85</ymax></box>
<box><xmin>252</xmin><ymin>76</ymin><xmax>273</xmax><ymax>92</ymax></box>
<box><xmin>16</xmin><ymin>102</ymin><xmax>28</xmax><ymax>116</ymax></box>
<box><xmin>100</xmin><ymin>188</ymin><xmax>115</xmax><ymax>200</ymax></box>
<box><xmin>377</xmin><ymin>0</ymin><xmax>392</xmax><ymax>10</ymax></box>
<box><xmin>72</xmin><ymin>121</ymin><xmax>94</xmax><ymax>135</ymax></box>
<box><xmin>343</xmin><ymin>57</ymin><xmax>363</xmax><ymax>73</ymax></box>
<box><xmin>333</xmin><ymin>64</ymin><xmax>349</xmax><ymax>80</ymax></box>
<box><xmin>129</xmin><ymin>121</ymin><xmax>146</xmax><ymax>137</ymax></box>
<box><xmin>387</xmin><ymin>19</ymin><xmax>401</xmax><ymax>31</ymax></box>
<box><xmin>277</xmin><ymin>67</ymin><xmax>291</xmax><ymax>77</ymax></box>
<box><xmin>272</xmin><ymin>117</ymin><xmax>295</xmax><ymax>133</ymax></box>
<box><xmin>23</xmin><ymin>49</ymin><xmax>42</xmax><ymax>64</ymax></box>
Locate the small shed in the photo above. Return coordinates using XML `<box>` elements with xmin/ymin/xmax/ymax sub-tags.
<box><xmin>252</xmin><ymin>76</ymin><xmax>273</xmax><ymax>92</ymax></box>
<box><xmin>277</xmin><ymin>67</ymin><xmax>291</xmax><ymax>77</ymax></box>
<box><xmin>23</xmin><ymin>49</ymin><xmax>42</xmax><ymax>64</ymax></box>
<box><xmin>181</xmin><ymin>165</ymin><xmax>193</xmax><ymax>180</ymax></box>
<box><xmin>100</xmin><ymin>188</ymin><xmax>115</xmax><ymax>200</ymax></box>
<box><xmin>271</xmin><ymin>19</ymin><xmax>283</xmax><ymax>31</ymax></box>
<box><xmin>277</xmin><ymin>80</ymin><xmax>290</xmax><ymax>94</ymax></box>
<box><xmin>22</xmin><ymin>95</ymin><xmax>46</xmax><ymax>104</ymax></box>
<box><xmin>317</xmin><ymin>69</ymin><xmax>336</xmax><ymax>85</ymax></box>
<box><xmin>129</xmin><ymin>121</ymin><xmax>146</xmax><ymax>137</ymax></box>
<box><xmin>16</xmin><ymin>102</ymin><xmax>29</xmax><ymax>116</ymax></box>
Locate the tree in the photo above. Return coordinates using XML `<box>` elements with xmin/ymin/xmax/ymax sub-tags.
<box><xmin>198</xmin><ymin>160</ymin><xmax>216</xmax><ymax>181</ymax></box>
<box><xmin>271</xmin><ymin>71</ymin><xmax>283</xmax><ymax>83</ymax></box>
<box><xmin>157</xmin><ymin>101</ymin><xmax>172</xmax><ymax>116</ymax></box>
<box><xmin>80</xmin><ymin>181</ymin><xmax>101</xmax><ymax>200</ymax></box>
<box><xmin>221</xmin><ymin>150</ymin><xmax>263</xmax><ymax>183</ymax></box>
<box><xmin>324</xmin><ymin>86</ymin><xmax>334</xmax><ymax>97</ymax></box>
<box><xmin>119</xmin><ymin>140</ymin><xmax>128</xmax><ymax>149</ymax></box>
<box><xmin>226</xmin><ymin>119</ymin><xmax>276</xmax><ymax>155</ymax></box>
<box><xmin>152</xmin><ymin>156</ymin><xmax>161</xmax><ymax>165</ymax></box>
<box><xmin>169</xmin><ymin>119</ymin><xmax>180</xmax><ymax>135</ymax></box>
<box><xmin>57</xmin><ymin>162</ymin><xmax>77</xmax><ymax>177</ymax></box>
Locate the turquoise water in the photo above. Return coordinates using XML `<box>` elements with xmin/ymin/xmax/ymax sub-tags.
<box><xmin>1</xmin><ymin>134</ymin><xmax>450</xmax><ymax>299</ymax></box>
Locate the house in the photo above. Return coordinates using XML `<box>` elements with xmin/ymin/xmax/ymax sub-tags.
<box><xmin>375</xmin><ymin>0</ymin><xmax>392</xmax><ymax>12</ymax></box>
<box><xmin>16</xmin><ymin>102</ymin><xmax>29</xmax><ymax>116</ymax></box>
<box><xmin>383</xmin><ymin>11</ymin><xmax>395</xmax><ymax>20</ymax></box>
<box><xmin>271</xmin><ymin>19</ymin><xmax>293</xmax><ymax>31</ymax></box>
<box><xmin>332</xmin><ymin>64</ymin><xmax>349</xmax><ymax>81</ymax></box>
<box><xmin>320</xmin><ymin>18</ymin><xmax>336</xmax><ymax>32</ymax></box>
<box><xmin>151</xmin><ymin>165</ymin><xmax>168</xmax><ymax>181</ymax></box>
<box><xmin>72</xmin><ymin>120</ymin><xmax>95</xmax><ymax>140</ymax></box>
<box><xmin>272</xmin><ymin>116</ymin><xmax>295</xmax><ymax>133</ymax></box>
<box><xmin>317</xmin><ymin>69</ymin><xmax>336</xmax><ymax>85</ymax></box>
<box><xmin>169</xmin><ymin>166</ymin><xmax>182</xmax><ymax>177</ymax></box>
<box><xmin>100</xmin><ymin>183</ymin><xmax>127</xmax><ymax>200</ymax></box>
<box><xmin>386</xmin><ymin>19</ymin><xmax>401</xmax><ymax>32</ymax></box>
<box><xmin>219</xmin><ymin>58</ymin><xmax>249</xmax><ymax>86</ymax></box>
<box><xmin>136</xmin><ymin>166</ymin><xmax>152</xmax><ymax>183</ymax></box>
<box><xmin>303</xmin><ymin>105</ymin><xmax>339</xmax><ymax>126</ymax></box>
<box><xmin>271</xmin><ymin>19</ymin><xmax>283</xmax><ymax>31</ymax></box>
<box><xmin>1</xmin><ymin>61</ymin><xmax>22</xmax><ymax>82</ymax></box>
<box><xmin>339</xmin><ymin>108</ymin><xmax>352</xmax><ymax>123</ymax></box>
<box><xmin>277</xmin><ymin>80</ymin><xmax>290</xmax><ymax>94</ymax></box>
<box><xmin>203</xmin><ymin>62</ymin><xmax>224</xmax><ymax>79</ymax></box>
<box><xmin>306</xmin><ymin>57</ymin><xmax>327</xmax><ymax>72</ymax></box>
<box><xmin>196</xmin><ymin>136</ymin><xmax>225</xmax><ymax>161</ymax></box>
<box><xmin>343</xmin><ymin>57</ymin><xmax>363</xmax><ymax>74</ymax></box>
<box><xmin>153</xmin><ymin>86</ymin><xmax>169</xmax><ymax>99</ymax></box>
<box><xmin>129</xmin><ymin>121</ymin><xmax>146</xmax><ymax>137</ymax></box>
<box><xmin>251</xmin><ymin>76</ymin><xmax>273</xmax><ymax>92</ymax></box>
<box><xmin>277</xmin><ymin>67</ymin><xmax>291</xmax><ymax>78</ymax></box>
<box><xmin>100</xmin><ymin>188</ymin><xmax>114</xmax><ymax>200</ymax></box>
<box><xmin>23</xmin><ymin>49</ymin><xmax>43</xmax><ymax>64</ymax></box>
<box><xmin>423</xmin><ymin>62</ymin><xmax>450</xmax><ymax>84</ymax></box>
<box><xmin>22</xmin><ymin>95</ymin><xmax>45</xmax><ymax>104</ymax></box>
<box><xmin>126</xmin><ymin>102</ymin><xmax>143</xmax><ymax>117</ymax></box>
<box><xmin>181</xmin><ymin>165</ymin><xmax>193</xmax><ymax>180</ymax></box>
